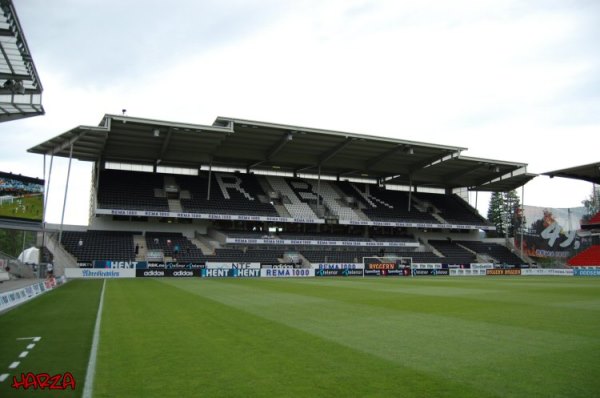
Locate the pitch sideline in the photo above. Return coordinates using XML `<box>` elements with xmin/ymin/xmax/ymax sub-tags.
<box><xmin>83</xmin><ymin>279</ymin><xmax>106</xmax><ymax>398</ymax></box>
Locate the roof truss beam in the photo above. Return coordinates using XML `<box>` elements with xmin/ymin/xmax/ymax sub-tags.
<box><xmin>409</xmin><ymin>150</ymin><xmax>461</xmax><ymax>174</ymax></box>
<box><xmin>442</xmin><ymin>163</ymin><xmax>489</xmax><ymax>183</ymax></box>
<box><xmin>318</xmin><ymin>137</ymin><xmax>353</xmax><ymax>165</ymax></box>
<box><xmin>156</xmin><ymin>128</ymin><xmax>173</xmax><ymax>164</ymax></box>
<box><xmin>248</xmin><ymin>131</ymin><xmax>294</xmax><ymax>169</ymax></box>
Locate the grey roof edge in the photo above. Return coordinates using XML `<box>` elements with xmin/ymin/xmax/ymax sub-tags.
<box><xmin>104</xmin><ymin>114</ymin><xmax>233</xmax><ymax>133</ymax></box>
<box><xmin>472</xmin><ymin>172</ymin><xmax>538</xmax><ymax>191</ymax></box>
<box><xmin>27</xmin><ymin>114</ymin><xmax>235</xmax><ymax>155</ymax></box>
<box><xmin>215</xmin><ymin>116</ymin><xmax>467</xmax><ymax>152</ymax></box>
<box><xmin>542</xmin><ymin>161</ymin><xmax>600</xmax><ymax>177</ymax></box>
<box><xmin>27</xmin><ymin>125</ymin><xmax>109</xmax><ymax>155</ymax></box>
<box><xmin>457</xmin><ymin>155</ymin><xmax>528</xmax><ymax>168</ymax></box>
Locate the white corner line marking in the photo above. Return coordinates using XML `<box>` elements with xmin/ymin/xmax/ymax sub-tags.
<box><xmin>16</xmin><ymin>336</ymin><xmax>42</xmax><ymax>341</ymax></box>
<box><xmin>19</xmin><ymin>351</ymin><xmax>28</xmax><ymax>358</ymax></box>
<box><xmin>8</xmin><ymin>362</ymin><xmax>19</xmax><ymax>369</ymax></box>
<box><xmin>83</xmin><ymin>278</ymin><xmax>106</xmax><ymax>398</ymax></box>
<box><xmin>27</xmin><ymin>344</ymin><xmax>35</xmax><ymax>350</ymax></box>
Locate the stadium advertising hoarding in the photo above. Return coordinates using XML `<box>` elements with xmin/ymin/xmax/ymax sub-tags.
<box><xmin>205</xmin><ymin>262</ymin><xmax>261</xmax><ymax>269</ymax></box>
<box><xmin>412</xmin><ymin>269</ymin><xmax>450</xmax><ymax>276</ymax></box>
<box><xmin>260</xmin><ymin>268</ymin><xmax>314</xmax><ymax>278</ymax></box>
<box><xmin>93</xmin><ymin>260</ymin><xmax>148</xmax><ymax>269</ymax></box>
<box><xmin>486</xmin><ymin>269</ymin><xmax>522</xmax><ymax>276</ymax></box>
<box><xmin>450</xmin><ymin>269</ymin><xmax>487</xmax><ymax>276</ymax></box>
<box><xmin>363</xmin><ymin>269</ymin><xmax>410</xmax><ymax>276</ymax></box>
<box><xmin>314</xmin><ymin>263</ymin><xmax>363</xmax><ymax>269</ymax></box>
<box><xmin>0</xmin><ymin>277</ymin><xmax>65</xmax><ymax>311</ymax></box>
<box><xmin>95</xmin><ymin>208</ymin><xmax>324</xmax><ymax>224</ymax></box>
<box><xmin>315</xmin><ymin>268</ymin><xmax>363</xmax><ymax>277</ymax></box>
<box><xmin>0</xmin><ymin>171</ymin><xmax>44</xmax><ymax>223</ymax></box>
<box><xmin>226</xmin><ymin>237</ymin><xmax>419</xmax><ymax>248</ymax></box>
<box><xmin>146</xmin><ymin>262</ymin><xmax>205</xmax><ymax>269</ymax></box>
<box><xmin>515</xmin><ymin>206</ymin><xmax>591</xmax><ymax>260</ymax></box>
<box><xmin>202</xmin><ymin>268</ymin><xmax>261</xmax><ymax>278</ymax></box>
<box><xmin>65</xmin><ymin>268</ymin><xmax>136</xmax><ymax>278</ymax></box>
<box><xmin>521</xmin><ymin>268</ymin><xmax>573</xmax><ymax>276</ymax></box>
<box><xmin>573</xmin><ymin>268</ymin><xmax>600</xmax><ymax>276</ymax></box>
<box><xmin>95</xmin><ymin>208</ymin><xmax>491</xmax><ymax>231</ymax></box>
<box><xmin>136</xmin><ymin>269</ymin><xmax>202</xmax><ymax>277</ymax></box>
<box><xmin>340</xmin><ymin>219</ymin><xmax>494</xmax><ymax>231</ymax></box>
<box><xmin>362</xmin><ymin>257</ymin><xmax>412</xmax><ymax>276</ymax></box>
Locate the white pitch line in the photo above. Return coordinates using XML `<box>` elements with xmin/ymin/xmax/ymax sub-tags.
<box><xmin>27</xmin><ymin>344</ymin><xmax>35</xmax><ymax>349</ymax></box>
<box><xmin>0</xmin><ymin>374</ymin><xmax>9</xmax><ymax>382</ymax></box>
<box><xmin>83</xmin><ymin>278</ymin><xmax>106</xmax><ymax>398</ymax></box>
<box><xmin>16</xmin><ymin>336</ymin><xmax>41</xmax><ymax>341</ymax></box>
<box><xmin>19</xmin><ymin>351</ymin><xmax>28</xmax><ymax>358</ymax></box>
<box><xmin>8</xmin><ymin>362</ymin><xmax>19</xmax><ymax>369</ymax></box>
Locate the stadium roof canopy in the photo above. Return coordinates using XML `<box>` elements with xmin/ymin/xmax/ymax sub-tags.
<box><xmin>0</xmin><ymin>0</ymin><xmax>44</xmax><ymax>122</ymax></box>
<box><xmin>543</xmin><ymin>162</ymin><xmax>600</xmax><ymax>185</ymax></box>
<box><xmin>28</xmin><ymin>114</ymin><xmax>533</xmax><ymax>192</ymax></box>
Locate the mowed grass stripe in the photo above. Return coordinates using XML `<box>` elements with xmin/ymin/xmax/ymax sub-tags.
<box><xmin>256</xmin><ymin>277</ymin><xmax>600</xmax><ymax>338</ymax></box>
<box><xmin>163</xmin><ymin>277</ymin><xmax>600</xmax><ymax>397</ymax></box>
<box><xmin>0</xmin><ymin>280</ymin><xmax>104</xmax><ymax>398</ymax></box>
<box><xmin>94</xmin><ymin>278</ymin><xmax>488</xmax><ymax>398</ymax></box>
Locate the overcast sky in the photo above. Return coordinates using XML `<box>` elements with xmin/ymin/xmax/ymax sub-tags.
<box><xmin>2</xmin><ymin>0</ymin><xmax>599</xmax><ymax>225</ymax></box>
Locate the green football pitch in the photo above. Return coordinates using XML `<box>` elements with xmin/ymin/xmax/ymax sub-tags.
<box><xmin>1</xmin><ymin>277</ymin><xmax>599</xmax><ymax>397</ymax></box>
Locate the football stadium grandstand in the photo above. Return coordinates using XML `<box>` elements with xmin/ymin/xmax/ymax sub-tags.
<box><xmin>2</xmin><ymin>2</ymin><xmax>599</xmax><ymax>397</ymax></box>
<box><xmin>23</xmin><ymin>113</ymin><xmax>544</xmax><ymax>274</ymax></box>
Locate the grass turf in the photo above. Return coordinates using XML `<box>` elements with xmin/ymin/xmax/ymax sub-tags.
<box><xmin>1</xmin><ymin>277</ymin><xmax>599</xmax><ymax>397</ymax></box>
<box><xmin>0</xmin><ymin>279</ymin><xmax>103</xmax><ymax>397</ymax></box>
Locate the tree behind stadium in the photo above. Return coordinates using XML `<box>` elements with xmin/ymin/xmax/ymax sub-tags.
<box><xmin>487</xmin><ymin>190</ymin><xmax>522</xmax><ymax>237</ymax></box>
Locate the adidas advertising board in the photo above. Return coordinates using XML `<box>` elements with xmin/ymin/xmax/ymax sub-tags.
<box><xmin>136</xmin><ymin>269</ymin><xmax>201</xmax><ymax>277</ymax></box>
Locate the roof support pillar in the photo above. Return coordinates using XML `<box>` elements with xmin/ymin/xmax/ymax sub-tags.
<box><xmin>520</xmin><ymin>184</ymin><xmax>525</xmax><ymax>260</ymax></box>
<box><xmin>206</xmin><ymin>161</ymin><xmax>213</xmax><ymax>201</ymax></box>
<box><xmin>40</xmin><ymin>154</ymin><xmax>53</xmax><ymax>268</ymax></box>
<box><xmin>58</xmin><ymin>143</ymin><xmax>74</xmax><ymax>245</ymax></box>
<box><xmin>317</xmin><ymin>165</ymin><xmax>322</xmax><ymax>215</ymax></box>
<box><xmin>42</xmin><ymin>153</ymin><xmax>53</xmax><ymax>224</ymax></box>
<box><xmin>408</xmin><ymin>176</ymin><xmax>412</xmax><ymax>212</ymax></box>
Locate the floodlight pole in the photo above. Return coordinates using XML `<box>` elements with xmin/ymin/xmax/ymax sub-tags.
<box><xmin>58</xmin><ymin>144</ymin><xmax>74</xmax><ymax>244</ymax></box>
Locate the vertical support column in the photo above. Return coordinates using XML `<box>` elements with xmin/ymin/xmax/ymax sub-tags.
<box><xmin>521</xmin><ymin>185</ymin><xmax>525</xmax><ymax>259</ymax></box>
<box><xmin>41</xmin><ymin>154</ymin><xmax>53</xmax><ymax>267</ymax></box>
<box><xmin>317</xmin><ymin>165</ymin><xmax>321</xmax><ymax>214</ymax></box>
<box><xmin>206</xmin><ymin>161</ymin><xmax>212</xmax><ymax>201</ymax></box>
<box><xmin>42</xmin><ymin>154</ymin><xmax>54</xmax><ymax>222</ymax></box>
<box><xmin>58</xmin><ymin>144</ymin><xmax>74</xmax><ymax>245</ymax></box>
<box><xmin>408</xmin><ymin>176</ymin><xmax>412</xmax><ymax>212</ymax></box>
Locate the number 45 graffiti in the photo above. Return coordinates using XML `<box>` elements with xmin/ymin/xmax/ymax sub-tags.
<box><xmin>540</xmin><ymin>222</ymin><xmax>579</xmax><ymax>249</ymax></box>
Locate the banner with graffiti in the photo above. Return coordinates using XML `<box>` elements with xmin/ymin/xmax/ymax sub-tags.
<box><xmin>515</xmin><ymin>206</ymin><xmax>592</xmax><ymax>259</ymax></box>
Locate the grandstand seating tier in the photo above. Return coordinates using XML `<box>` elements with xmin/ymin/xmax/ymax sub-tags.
<box><xmin>567</xmin><ymin>245</ymin><xmax>600</xmax><ymax>266</ymax></box>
